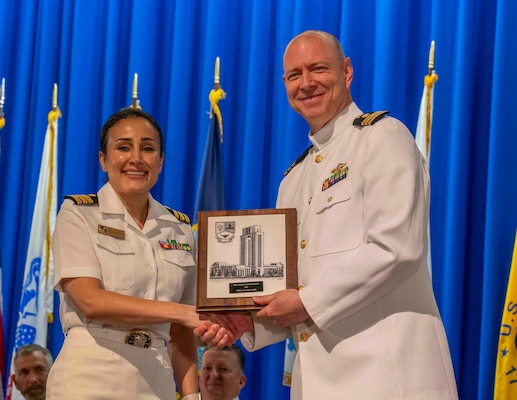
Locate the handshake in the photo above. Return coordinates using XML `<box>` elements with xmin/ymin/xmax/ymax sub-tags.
<box><xmin>193</xmin><ymin>289</ymin><xmax>309</xmax><ymax>348</ymax></box>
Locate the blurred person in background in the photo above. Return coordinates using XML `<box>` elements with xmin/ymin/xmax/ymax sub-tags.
<box><xmin>200</xmin><ymin>345</ymin><xmax>246</xmax><ymax>400</ymax></box>
<box><xmin>13</xmin><ymin>344</ymin><xmax>53</xmax><ymax>400</ymax></box>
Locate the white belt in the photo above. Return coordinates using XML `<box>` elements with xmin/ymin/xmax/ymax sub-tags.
<box><xmin>70</xmin><ymin>326</ymin><xmax>167</xmax><ymax>349</ymax></box>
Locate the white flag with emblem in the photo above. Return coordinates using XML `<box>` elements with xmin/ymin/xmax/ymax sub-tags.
<box><xmin>6</xmin><ymin>108</ymin><xmax>60</xmax><ymax>400</ymax></box>
<box><xmin>415</xmin><ymin>43</ymin><xmax>438</xmax><ymax>278</ymax></box>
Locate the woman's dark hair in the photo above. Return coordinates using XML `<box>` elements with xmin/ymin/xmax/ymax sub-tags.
<box><xmin>100</xmin><ymin>107</ymin><xmax>164</xmax><ymax>155</ymax></box>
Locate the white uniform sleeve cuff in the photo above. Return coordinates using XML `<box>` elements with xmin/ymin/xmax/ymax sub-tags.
<box><xmin>181</xmin><ymin>393</ymin><xmax>201</xmax><ymax>400</ymax></box>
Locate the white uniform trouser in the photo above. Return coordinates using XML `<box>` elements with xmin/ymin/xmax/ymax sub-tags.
<box><xmin>47</xmin><ymin>327</ymin><xmax>176</xmax><ymax>399</ymax></box>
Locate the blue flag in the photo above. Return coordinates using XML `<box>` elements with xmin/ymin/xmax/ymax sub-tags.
<box><xmin>192</xmin><ymin>85</ymin><xmax>226</xmax><ymax>232</ymax></box>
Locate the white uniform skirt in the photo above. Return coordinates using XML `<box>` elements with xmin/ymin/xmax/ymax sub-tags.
<box><xmin>46</xmin><ymin>327</ymin><xmax>176</xmax><ymax>399</ymax></box>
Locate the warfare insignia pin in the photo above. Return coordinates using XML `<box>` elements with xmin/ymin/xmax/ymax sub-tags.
<box><xmin>322</xmin><ymin>162</ymin><xmax>349</xmax><ymax>191</ymax></box>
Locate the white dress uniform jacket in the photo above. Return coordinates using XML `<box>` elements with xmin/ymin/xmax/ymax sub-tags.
<box><xmin>241</xmin><ymin>103</ymin><xmax>458</xmax><ymax>400</ymax></box>
<box><xmin>48</xmin><ymin>182</ymin><xmax>196</xmax><ymax>399</ymax></box>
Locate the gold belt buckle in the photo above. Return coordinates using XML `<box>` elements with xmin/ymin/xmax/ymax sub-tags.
<box><xmin>125</xmin><ymin>329</ymin><xmax>153</xmax><ymax>348</ymax></box>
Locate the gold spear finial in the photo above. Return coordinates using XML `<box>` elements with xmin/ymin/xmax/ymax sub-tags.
<box><xmin>131</xmin><ymin>73</ymin><xmax>139</xmax><ymax>108</ymax></box>
<box><xmin>52</xmin><ymin>83</ymin><xmax>58</xmax><ymax>110</ymax></box>
<box><xmin>214</xmin><ymin>56</ymin><xmax>221</xmax><ymax>89</ymax></box>
<box><xmin>428</xmin><ymin>40</ymin><xmax>435</xmax><ymax>76</ymax></box>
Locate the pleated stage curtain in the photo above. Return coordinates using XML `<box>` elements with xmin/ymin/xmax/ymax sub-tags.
<box><xmin>0</xmin><ymin>1</ymin><xmax>516</xmax><ymax>399</ymax></box>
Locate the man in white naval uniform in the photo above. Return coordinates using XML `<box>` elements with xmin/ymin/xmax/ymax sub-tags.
<box><xmin>197</xmin><ymin>30</ymin><xmax>459</xmax><ymax>400</ymax></box>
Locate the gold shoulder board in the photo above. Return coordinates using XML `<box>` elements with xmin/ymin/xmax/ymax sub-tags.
<box><xmin>64</xmin><ymin>194</ymin><xmax>98</xmax><ymax>205</ymax></box>
<box><xmin>284</xmin><ymin>145</ymin><xmax>314</xmax><ymax>177</ymax></box>
<box><xmin>166</xmin><ymin>207</ymin><xmax>191</xmax><ymax>224</ymax></box>
<box><xmin>353</xmin><ymin>110</ymin><xmax>390</xmax><ymax>127</ymax></box>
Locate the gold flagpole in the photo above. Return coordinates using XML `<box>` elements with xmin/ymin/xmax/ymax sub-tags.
<box><xmin>424</xmin><ymin>41</ymin><xmax>438</xmax><ymax>155</ymax></box>
<box><xmin>46</xmin><ymin>83</ymin><xmax>60</xmax><ymax>321</ymax></box>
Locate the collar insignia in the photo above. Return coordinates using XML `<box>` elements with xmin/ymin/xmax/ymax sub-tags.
<box><xmin>322</xmin><ymin>163</ymin><xmax>349</xmax><ymax>191</ymax></box>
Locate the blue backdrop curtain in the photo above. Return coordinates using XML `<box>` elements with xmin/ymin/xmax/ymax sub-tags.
<box><xmin>1</xmin><ymin>1</ymin><xmax>516</xmax><ymax>399</ymax></box>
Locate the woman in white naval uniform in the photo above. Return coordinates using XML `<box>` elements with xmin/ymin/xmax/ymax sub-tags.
<box><xmin>47</xmin><ymin>108</ymin><xmax>231</xmax><ymax>400</ymax></box>
<box><xmin>198</xmin><ymin>31</ymin><xmax>458</xmax><ymax>399</ymax></box>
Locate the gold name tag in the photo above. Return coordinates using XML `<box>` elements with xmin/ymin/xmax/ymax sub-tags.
<box><xmin>98</xmin><ymin>224</ymin><xmax>125</xmax><ymax>240</ymax></box>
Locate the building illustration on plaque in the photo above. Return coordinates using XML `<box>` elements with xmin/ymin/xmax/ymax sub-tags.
<box><xmin>210</xmin><ymin>223</ymin><xmax>285</xmax><ymax>279</ymax></box>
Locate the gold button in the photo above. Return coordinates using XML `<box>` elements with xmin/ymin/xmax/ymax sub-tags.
<box><xmin>315</xmin><ymin>154</ymin><xmax>323</xmax><ymax>163</ymax></box>
<box><xmin>327</xmin><ymin>196</ymin><xmax>332</xmax><ymax>202</ymax></box>
<box><xmin>308</xmin><ymin>196</ymin><xmax>312</xmax><ymax>204</ymax></box>
<box><xmin>299</xmin><ymin>332</ymin><xmax>309</xmax><ymax>342</ymax></box>
<box><xmin>298</xmin><ymin>285</ymin><xmax>305</xmax><ymax>290</ymax></box>
<box><xmin>300</xmin><ymin>239</ymin><xmax>307</xmax><ymax>249</ymax></box>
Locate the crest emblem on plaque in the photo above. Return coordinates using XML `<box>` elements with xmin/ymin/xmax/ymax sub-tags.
<box><xmin>215</xmin><ymin>221</ymin><xmax>235</xmax><ymax>243</ymax></box>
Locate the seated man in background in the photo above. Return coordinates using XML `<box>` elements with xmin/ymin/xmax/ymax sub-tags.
<box><xmin>12</xmin><ymin>343</ymin><xmax>53</xmax><ymax>400</ymax></box>
<box><xmin>199</xmin><ymin>345</ymin><xmax>247</xmax><ymax>400</ymax></box>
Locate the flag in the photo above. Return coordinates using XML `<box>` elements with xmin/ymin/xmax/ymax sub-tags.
<box><xmin>192</xmin><ymin>63</ymin><xmax>226</xmax><ymax>233</ymax></box>
<box><xmin>415</xmin><ymin>42</ymin><xmax>438</xmax><ymax>278</ymax></box>
<box><xmin>494</xmin><ymin>231</ymin><xmax>517</xmax><ymax>399</ymax></box>
<box><xmin>283</xmin><ymin>337</ymin><xmax>296</xmax><ymax>387</ymax></box>
<box><xmin>191</xmin><ymin>60</ymin><xmax>226</xmax><ymax>380</ymax></box>
<box><xmin>6</xmin><ymin>106</ymin><xmax>60</xmax><ymax>400</ymax></box>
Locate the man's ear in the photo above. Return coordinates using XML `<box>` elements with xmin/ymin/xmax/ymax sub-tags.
<box><xmin>343</xmin><ymin>57</ymin><xmax>354</xmax><ymax>88</ymax></box>
<box><xmin>239</xmin><ymin>374</ymin><xmax>247</xmax><ymax>389</ymax></box>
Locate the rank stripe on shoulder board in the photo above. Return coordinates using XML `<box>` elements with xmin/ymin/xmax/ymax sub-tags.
<box><xmin>284</xmin><ymin>145</ymin><xmax>314</xmax><ymax>177</ymax></box>
<box><xmin>65</xmin><ymin>194</ymin><xmax>98</xmax><ymax>205</ymax></box>
<box><xmin>353</xmin><ymin>110</ymin><xmax>390</xmax><ymax>126</ymax></box>
<box><xmin>165</xmin><ymin>207</ymin><xmax>191</xmax><ymax>224</ymax></box>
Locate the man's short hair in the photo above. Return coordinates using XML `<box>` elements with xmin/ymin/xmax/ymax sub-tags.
<box><xmin>202</xmin><ymin>345</ymin><xmax>245</xmax><ymax>372</ymax></box>
<box><xmin>14</xmin><ymin>344</ymin><xmax>53</xmax><ymax>368</ymax></box>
